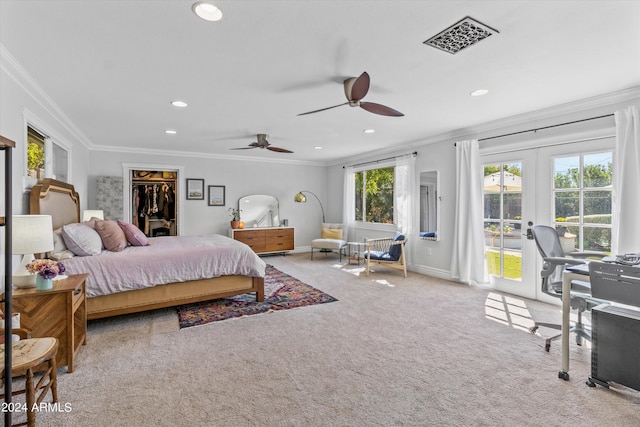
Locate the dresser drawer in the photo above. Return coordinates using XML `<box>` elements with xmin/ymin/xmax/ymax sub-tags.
<box><xmin>265</xmin><ymin>228</ymin><xmax>294</xmax><ymax>251</ymax></box>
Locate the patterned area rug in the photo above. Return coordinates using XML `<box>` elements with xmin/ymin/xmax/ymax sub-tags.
<box><xmin>176</xmin><ymin>265</ymin><xmax>338</xmax><ymax>328</ymax></box>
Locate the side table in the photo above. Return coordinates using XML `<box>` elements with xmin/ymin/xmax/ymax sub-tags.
<box><xmin>346</xmin><ymin>241</ymin><xmax>367</xmax><ymax>265</ymax></box>
<box><xmin>11</xmin><ymin>273</ymin><xmax>88</xmax><ymax>373</ymax></box>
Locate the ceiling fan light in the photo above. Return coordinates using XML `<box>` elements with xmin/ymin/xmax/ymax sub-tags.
<box><xmin>192</xmin><ymin>2</ymin><xmax>223</xmax><ymax>22</ymax></box>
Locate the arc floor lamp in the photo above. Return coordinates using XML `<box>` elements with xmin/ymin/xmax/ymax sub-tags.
<box><xmin>294</xmin><ymin>191</ymin><xmax>325</xmax><ymax>223</ymax></box>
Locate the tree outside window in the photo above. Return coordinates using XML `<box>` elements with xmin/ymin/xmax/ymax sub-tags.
<box><xmin>553</xmin><ymin>152</ymin><xmax>612</xmax><ymax>253</ymax></box>
<box><xmin>354</xmin><ymin>166</ymin><xmax>394</xmax><ymax>224</ymax></box>
<box><xmin>27</xmin><ymin>127</ymin><xmax>45</xmax><ymax>180</ymax></box>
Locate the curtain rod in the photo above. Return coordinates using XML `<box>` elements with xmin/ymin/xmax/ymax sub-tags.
<box><xmin>343</xmin><ymin>151</ymin><xmax>417</xmax><ymax>169</ymax></box>
<box><xmin>453</xmin><ymin>113</ymin><xmax>614</xmax><ymax>145</ymax></box>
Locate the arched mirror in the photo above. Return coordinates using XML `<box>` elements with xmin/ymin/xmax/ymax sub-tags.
<box><xmin>419</xmin><ymin>171</ymin><xmax>439</xmax><ymax>241</ymax></box>
<box><xmin>238</xmin><ymin>194</ymin><xmax>280</xmax><ymax>227</ymax></box>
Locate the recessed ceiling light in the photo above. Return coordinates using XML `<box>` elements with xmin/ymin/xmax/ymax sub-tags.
<box><xmin>171</xmin><ymin>100</ymin><xmax>188</xmax><ymax>107</ymax></box>
<box><xmin>314</xmin><ymin>146</ymin><xmax>323</xmax><ymax>150</ymax></box>
<box><xmin>192</xmin><ymin>2</ymin><xmax>223</xmax><ymax>22</ymax></box>
<box><xmin>165</xmin><ymin>130</ymin><xmax>177</xmax><ymax>134</ymax></box>
<box><xmin>363</xmin><ymin>129</ymin><xmax>376</xmax><ymax>134</ymax></box>
<box><xmin>470</xmin><ymin>89</ymin><xmax>489</xmax><ymax>97</ymax></box>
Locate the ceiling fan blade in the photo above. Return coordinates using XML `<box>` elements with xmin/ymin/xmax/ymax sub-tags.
<box><xmin>297</xmin><ymin>102</ymin><xmax>348</xmax><ymax>116</ymax></box>
<box><xmin>349</xmin><ymin>71</ymin><xmax>370</xmax><ymax>101</ymax></box>
<box><xmin>359</xmin><ymin>101</ymin><xmax>404</xmax><ymax>117</ymax></box>
<box><xmin>267</xmin><ymin>146</ymin><xmax>293</xmax><ymax>153</ymax></box>
<box><xmin>230</xmin><ymin>142</ymin><xmax>260</xmax><ymax>150</ymax></box>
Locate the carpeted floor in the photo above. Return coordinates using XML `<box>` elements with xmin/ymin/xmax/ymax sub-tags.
<box><xmin>24</xmin><ymin>253</ymin><xmax>640</xmax><ymax>427</ymax></box>
<box><xmin>176</xmin><ymin>265</ymin><xmax>338</xmax><ymax>327</ymax></box>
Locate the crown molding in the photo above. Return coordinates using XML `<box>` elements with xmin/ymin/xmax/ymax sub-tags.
<box><xmin>1</xmin><ymin>44</ymin><xmax>95</xmax><ymax>150</ymax></box>
<box><xmin>93</xmin><ymin>144</ymin><xmax>327</xmax><ymax>167</ymax></box>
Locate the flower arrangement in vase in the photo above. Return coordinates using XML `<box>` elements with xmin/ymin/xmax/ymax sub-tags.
<box><xmin>26</xmin><ymin>259</ymin><xmax>66</xmax><ymax>290</ymax></box>
<box><xmin>228</xmin><ymin>207</ymin><xmax>242</xmax><ymax>229</ymax></box>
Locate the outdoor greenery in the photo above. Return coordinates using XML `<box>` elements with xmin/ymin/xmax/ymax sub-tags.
<box><xmin>355</xmin><ymin>166</ymin><xmax>394</xmax><ymax>224</ymax></box>
<box><xmin>27</xmin><ymin>140</ymin><xmax>45</xmax><ymax>171</ymax></box>
<box><xmin>486</xmin><ymin>250</ymin><xmax>522</xmax><ymax>279</ymax></box>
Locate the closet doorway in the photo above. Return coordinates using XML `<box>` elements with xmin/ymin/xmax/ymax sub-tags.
<box><xmin>122</xmin><ymin>163</ymin><xmax>185</xmax><ymax>237</ymax></box>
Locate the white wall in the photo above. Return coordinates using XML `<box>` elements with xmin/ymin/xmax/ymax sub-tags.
<box><xmin>1</xmin><ymin>47</ymin><xmax>91</xmax><ymax>278</ymax></box>
<box><xmin>87</xmin><ymin>150</ymin><xmax>328</xmax><ymax>248</ymax></box>
<box><xmin>327</xmin><ymin>89</ymin><xmax>640</xmax><ymax>280</ymax></box>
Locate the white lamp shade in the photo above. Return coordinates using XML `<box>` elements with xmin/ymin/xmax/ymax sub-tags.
<box><xmin>12</xmin><ymin>214</ymin><xmax>54</xmax><ymax>255</ymax></box>
<box><xmin>82</xmin><ymin>210</ymin><xmax>104</xmax><ymax>221</ymax></box>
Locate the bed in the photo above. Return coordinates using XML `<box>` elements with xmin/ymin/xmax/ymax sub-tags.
<box><xmin>30</xmin><ymin>178</ymin><xmax>265</xmax><ymax>320</ymax></box>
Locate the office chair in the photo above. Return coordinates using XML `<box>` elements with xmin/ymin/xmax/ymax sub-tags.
<box><xmin>530</xmin><ymin>225</ymin><xmax>606</xmax><ymax>351</ymax></box>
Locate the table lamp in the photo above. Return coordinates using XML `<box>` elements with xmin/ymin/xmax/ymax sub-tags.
<box><xmin>82</xmin><ymin>210</ymin><xmax>104</xmax><ymax>221</ymax></box>
<box><xmin>12</xmin><ymin>214</ymin><xmax>54</xmax><ymax>288</ymax></box>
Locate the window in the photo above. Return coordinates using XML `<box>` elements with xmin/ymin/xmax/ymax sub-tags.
<box><xmin>27</xmin><ymin>127</ymin><xmax>45</xmax><ymax>180</ymax></box>
<box><xmin>26</xmin><ymin>125</ymin><xmax>69</xmax><ymax>183</ymax></box>
<box><xmin>354</xmin><ymin>165</ymin><xmax>394</xmax><ymax>224</ymax></box>
<box><xmin>483</xmin><ymin>162</ymin><xmax>523</xmax><ymax>279</ymax></box>
<box><xmin>553</xmin><ymin>152</ymin><xmax>612</xmax><ymax>253</ymax></box>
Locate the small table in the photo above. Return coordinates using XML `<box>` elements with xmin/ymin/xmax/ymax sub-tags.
<box><xmin>346</xmin><ymin>241</ymin><xmax>367</xmax><ymax>265</ymax></box>
<box><xmin>12</xmin><ymin>273</ymin><xmax>88</xmax><ymax>373</ymax></box>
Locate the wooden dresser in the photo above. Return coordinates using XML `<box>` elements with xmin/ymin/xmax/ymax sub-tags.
<box><xmin>230</xmin><ymin>227</ymin><xmax>294</xmax><ymax>254</ymax></box>
<box><xmin>12</xmin><ymin>273</ymin><xmax>88</xmax><ymax>373</ymax></box>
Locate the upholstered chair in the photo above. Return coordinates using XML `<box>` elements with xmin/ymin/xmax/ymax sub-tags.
<box><xmin>310</xmin><ymin>223</ymin><xmax>347</xmax><ymax>260</ymax></box>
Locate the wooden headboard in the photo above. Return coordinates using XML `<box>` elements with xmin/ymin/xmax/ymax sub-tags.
<box><xmin>29</xmin><ymin>178</ymin><xmax>80</xmax><ymax>229</ymax></box>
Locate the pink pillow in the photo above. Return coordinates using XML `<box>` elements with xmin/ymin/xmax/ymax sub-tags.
<box><xmin>94</xmin><ymin>219</ymin><xmax>128</xmax><ymax>252</ymax></box>
<box><xmin>117</xmin><ymin>220</ymin><xmax>149</xmax><ymax>246</ymax></box>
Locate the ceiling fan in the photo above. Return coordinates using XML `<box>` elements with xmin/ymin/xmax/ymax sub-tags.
<box><xmin>230</xmin><ymin>134</ymin><xmax>293</xmax><ymax>153</ymax></box>
<box><xmin>297</xmin><ymin>71</ymin><xmax>404</xmax><ymax>117</ymax></box>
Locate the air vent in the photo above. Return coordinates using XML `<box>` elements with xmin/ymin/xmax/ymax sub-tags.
<box><xmin>424</xmin><ymin>16</ymin><xmax>499</xmax><ymax>55</ymax></box>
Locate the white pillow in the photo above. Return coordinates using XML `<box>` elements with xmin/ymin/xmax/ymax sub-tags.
<box><xmin>61</xmin><ymin>223</ymin><xmax>103</xmax><ymax>256</ymax></box>
<box><xmin>49</xmin><ymin>227</ymin><xmax>76</xmax><ymax>260</ymax></box>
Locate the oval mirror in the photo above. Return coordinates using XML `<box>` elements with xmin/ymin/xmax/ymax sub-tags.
<box><xmin>238</xmin><ymin>194</ymin><xmax>280</xmax><ymax>228</ymax></box>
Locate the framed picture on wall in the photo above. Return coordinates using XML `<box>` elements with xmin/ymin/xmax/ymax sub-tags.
<box><xmin>208</xmin><ymin>185</ymin><xmax>225</xmax><ymax>206</ymax></box>
<box><xmin>186</xmin><ymin>178</ymin><xmax>205</xmax><ymax>200</ymax></box>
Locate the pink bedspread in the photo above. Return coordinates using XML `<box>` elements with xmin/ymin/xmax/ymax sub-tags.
<box><xmin>62</xmin><ymin>234</ymin><xmax>266</xmax><ymax>297</ymax></box>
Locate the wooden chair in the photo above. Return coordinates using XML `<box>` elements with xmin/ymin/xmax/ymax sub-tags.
<box><xmin>1</xmin><ymin>329</ymin><xmax>59</xmax><ymax>427</ymax></box>
<box><xmin>365</xmin><ymin>232</ymin><xmax>408</xmax><ymax>278</ymax></box>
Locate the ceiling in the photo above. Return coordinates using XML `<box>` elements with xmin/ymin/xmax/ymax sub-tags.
<box><xmin>1</xmin><ymin>1</ymin><xmax>639</xmax><ymax>164</ymax></box>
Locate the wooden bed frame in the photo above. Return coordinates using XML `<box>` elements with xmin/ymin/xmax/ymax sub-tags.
<box><xmin>30</xmin><ymin>178</ymin><xmax>265</xmax><ymax>320</ymax></box>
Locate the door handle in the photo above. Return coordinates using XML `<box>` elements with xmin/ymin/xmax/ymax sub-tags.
<box><xmin>525</xmin><ymin>221</ymin><xmax>534</xmax><ymax>240</ymax></box>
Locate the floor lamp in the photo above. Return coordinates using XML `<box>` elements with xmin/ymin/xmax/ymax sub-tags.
<box><xmin>294</xmin><ymin>191</ymin><xmax>325</xmax><ymax>223</ymax></box>
<box><xmin>294</xmin><ymin>191</ymin><xmax>330</xmax><ymax>252</ymax></box>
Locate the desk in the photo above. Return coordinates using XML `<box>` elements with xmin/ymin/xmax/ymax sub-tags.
<box><xmin>559</xmin><ymin>267</ymin><xmax>586</xmax><ymax>379</ymax></box>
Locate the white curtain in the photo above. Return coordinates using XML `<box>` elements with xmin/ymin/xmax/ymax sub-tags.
<box><xmin>343</xmin><ymin>165</ymin><xmax>355</xmax><ymax>240</ymax></box>
<box><xmin>395</xmin><ymin>154</ymin><xmax>416</xmax><ymax>263</ymax></box>
<box><xmin>612</xmin><ymin>105</ymin><xmax>640</xmax><ymax>254</ymax></box>
<box><xmin>395</xmin><ymin>154</ymin><xmax>416</xmax><ymax>235</ymax></box>
<box><xmin>450</xmin><ymin>140</ymin><xmax>488</xmax><ymax>285</ymax></box>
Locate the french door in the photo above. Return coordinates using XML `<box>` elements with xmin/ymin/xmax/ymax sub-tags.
<box><xmin>481</xmin><ymin>136</ymin><xmax>615</xmax><ymax>301</ymax></box>
<box><xmin>481</xmin><ymin>151</ymin><xmax>537</xmax><ymax>299</ymax></box>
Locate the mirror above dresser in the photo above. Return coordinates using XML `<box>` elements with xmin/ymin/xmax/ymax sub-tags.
<box><xmin>230</xmin><ymin>195</ymin><xmax>294</xmax><ymax>254</ymax></box>
<box><xmin>238</xmin><ymin>194</ymin><xmax>280</xmax><ymax>228</ymax></box>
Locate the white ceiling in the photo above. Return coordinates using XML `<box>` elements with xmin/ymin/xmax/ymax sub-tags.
<box><xmin>1</xmin><ymin>1</ymin><xmax>639</xmax><ymax>164</ymax></box>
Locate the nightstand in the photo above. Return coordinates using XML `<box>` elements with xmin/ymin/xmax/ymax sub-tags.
<box><xmin>12</xmin><ymin>273</ymin><xmax>88</xmax><ymax>373</ymax></box>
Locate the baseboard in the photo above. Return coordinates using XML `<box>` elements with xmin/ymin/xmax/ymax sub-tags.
<box><xmin>409</xmin><ymin>264</ymin><xmax>451</xmax><ymax>280</ymax></box>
